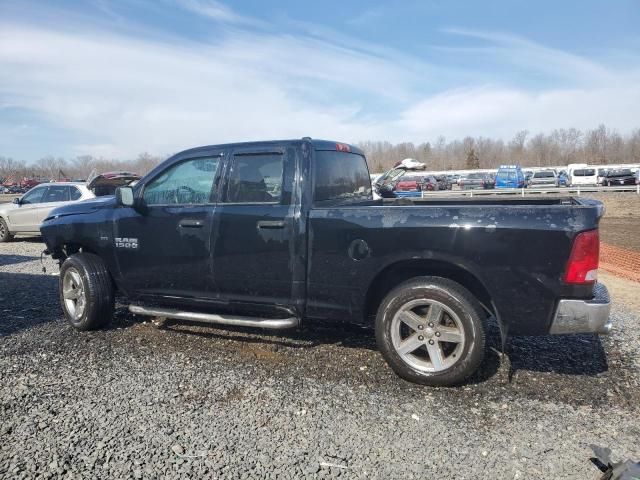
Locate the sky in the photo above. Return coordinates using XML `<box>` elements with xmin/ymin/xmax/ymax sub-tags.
<box><xmin>1</xmin><ymin>0</ymin><xmax>640</xmax><ymax>161</ymax></box>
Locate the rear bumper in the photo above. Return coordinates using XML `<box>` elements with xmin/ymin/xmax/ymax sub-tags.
<box><xmin>549</xmin><ymin>283</ymin><xmax>612</xmax><ymax>335</ymax></box>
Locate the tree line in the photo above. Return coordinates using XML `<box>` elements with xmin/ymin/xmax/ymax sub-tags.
<box><xmin>0</xmin><ymin>153</ymin><xmax>163</xmax><ymax>184</ymax></box>
<box><xmin>359</xmin><ymin>125</ymin><xmax>640</xmax><ymax>173</ymax></box>
<box><xmin>2</xmin><ymin>124</ymin><xmax>640</xmax><ymax>183</ymax></box>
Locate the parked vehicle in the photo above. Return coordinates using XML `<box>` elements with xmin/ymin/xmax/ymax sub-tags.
<box><xmin>87</xmin><ymin>171</ymin><xmax>141</xmax><ymax>196</ymax></box>
<box><xmin>394</xmin><ymin>158</ymin><xmax>425</xmax><ymax>170</ymax></box>
<box><xmin>0</xmin><ymin>183</ymin><xmax>94</xmax><ymax>242</ymax></box>
<box><xmin>41</xmin><ymin>138</ymin><xmax>612</xmax><ymax>387</ymax></box>
<box><xmin>495</xmin><ymin>165</ymin><xmax>526</xmax><ymax>189</ymax></box>
<box><xmin>528</xmin><ymin>170</ymin><xmax>559</xmax><ymax>188</ymax></box>
<box><xmin>459</xmin><ymin>172</ymin><xmax>485</xmax><ymax>190</ymax></box>
<box><xmin>482</xmin><ymin>173</ymin><xmax>496</xmax><ymax>189</ymax></box>
<box><xmin>568</xmin><ymin>164</ymin><xmax>598</xmax><ymax>187</ymax></box>
<box><xmin>394</xmin><ymin>175</ymin><xmax>425</xmax><ymax>198</ymax></box>
<box><xmin>434</xmin><ymin>175</ymin><xmax>452</xmax><ymax>190</ymax></box>
<box><xmin>602</xmin><ymin>169</ymin><xmax>636</xmax><ymax>186</ymax></box>
<box><xmin>7</xmin><ymin>185</ymin><xmax>27</xmax><ymax>194</ymax></box>
<box><xmin>597</xmin><ymin>168</ymin><xmax>609</xmax><ymax>186</ymax></box>
<box><xmin>558</xmin><ymin>171</ymin><xmax>569</xmax><ymax>187</ymax></box>
<box><xmin>373</xmin><ymin>168</ymin><xmax>406</xmax><ymax>198</ymax></box>
<box><xmin>523</xmin><ymin>170</ymin><xmax>533</xmax><ymax>187</ymax></box>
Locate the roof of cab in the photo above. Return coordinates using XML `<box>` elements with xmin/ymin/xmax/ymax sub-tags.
<box><xmin>173</xmin><ymin>138</ymin><xmax>364</xmax><ymax>158</ymax></box>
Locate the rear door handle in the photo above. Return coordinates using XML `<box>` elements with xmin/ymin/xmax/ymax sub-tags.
<box><xmin>178</xmin><ymin>219</ymin><xmax>204</xmax><ymax>228</ymax></box>
<box><xmin>257</xmin><ymin>220</ymin><xmax>285</xmax><ymax>229</ymax></box>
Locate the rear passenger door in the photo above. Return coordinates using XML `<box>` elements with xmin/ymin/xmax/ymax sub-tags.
<box><xmin>212</xmin><ymin>148</ymin><xmax>297</xmax><ymax>307</ymax></box>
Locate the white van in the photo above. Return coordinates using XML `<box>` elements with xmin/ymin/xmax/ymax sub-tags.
<box><xmin>567</xmin><ymin>164</ymin><xmax>598</xmax><ymax>187</ymax></box>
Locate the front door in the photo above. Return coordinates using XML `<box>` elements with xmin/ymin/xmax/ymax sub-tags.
<box><xmin>113</xmin><ymin>153</ymin><xmax>223</xmax><ymax>300</ymax></box>
<box><xmin>9</xmin><ymin>185</ymin><xmax>50</xmax><ymax>231</ymax></box>
<box><xmin>212</xmin><ymin>148</ymin><xmax>297</xmax><ymax>307</ymax></box>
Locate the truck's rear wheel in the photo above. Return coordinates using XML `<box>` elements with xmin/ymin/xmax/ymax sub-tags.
<box><xmin>376</xmin><ymin>277</ymin><xmax>486</xmax><ymax>386</ymax></box>
<box><xmin>59</xmin><ymin>253</ymin><xmax>114</xmax><ymax>330</ymax></box>
<box><xmin>0</xmin><ymin>218</ymin><xmax>13</xmax><ymax>243</ymax></box>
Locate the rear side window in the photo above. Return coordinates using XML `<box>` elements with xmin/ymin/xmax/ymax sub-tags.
<box><xmin>69</xmin><ymin>186</ymin><xmax>82</xmax><ymax>200</ymax></box>
<box><xmin>314</xmin><ymin>151</ymin><xmax>372</xmax><ymax>203</ymax></box>
<box><xmin>225</xmin><ymin>153</ymin><xmax>283</xmax><ymax>203</ymax></box>
<box><xmin>43</xmin><ymin>185</ymin><xmax>70</xmax><ymax>202</ymax></box>
<box><xmin>144</xmin><ymin>156</ymin><xmax>220</xmax><ymax>205</ymax></box>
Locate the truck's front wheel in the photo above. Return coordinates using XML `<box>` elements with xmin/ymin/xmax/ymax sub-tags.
<box><xmin>59</xmin><ymin>253</ymin><xmax>114</xmax><ymax>330</ymax></box>
<box><xmin>376</xmin><ymin>277</ymin><xmax>486</xmax><ymax>386</ymax></box>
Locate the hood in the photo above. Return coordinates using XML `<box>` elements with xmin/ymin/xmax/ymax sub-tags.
<box><xmin>86</xmin><ymin>171</ymin><xmax>141</xmax><ymax>195</ymax></box>
<box><xmin>44</xmin><ymin>196</ymin><xmax>116</xmax><ymax>221</ymax></box>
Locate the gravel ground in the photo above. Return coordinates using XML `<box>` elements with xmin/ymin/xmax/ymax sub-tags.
<box><xmin>1</xmin><ymin>239</ymin><xmax>639</xmax><ymax>479</ymax></box>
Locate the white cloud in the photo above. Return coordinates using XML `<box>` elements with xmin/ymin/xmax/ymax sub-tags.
<box><xmin>172</xmin><ymin>0</ymin><xmax>262</xmax><ymax>26</ymax></box>
<box><xmin>0</xmin><ymin>5</ymin><xmax>639</xmax><ymax>160</ymax></box>
<box><xmin>398</xmin><ymin>84</ymin><xmax>640</xmax><ymax>140</ymax></box>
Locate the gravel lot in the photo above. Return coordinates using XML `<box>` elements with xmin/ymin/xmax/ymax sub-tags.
<box><xmin>1</xmin><ymin>239</ymin><xmax>639</xmax><ymax>479</ymax></box>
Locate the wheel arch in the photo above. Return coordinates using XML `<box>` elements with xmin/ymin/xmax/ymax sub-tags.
<box><xmin>364</xmin><ymin>258</ymin><xmax>496</xmax><ymax>324</ymax></box>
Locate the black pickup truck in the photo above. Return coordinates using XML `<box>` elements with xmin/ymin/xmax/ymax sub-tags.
<box><xmin>41</xmin><ymin>139</ymin><xmax>611</xmax><ymax>386</ymax></box>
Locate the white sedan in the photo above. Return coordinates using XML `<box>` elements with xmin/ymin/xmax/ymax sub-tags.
<box><xmin>0</xmin><ymin>182</ymin><xmax>94</xmax><ymax>242</ymax></box>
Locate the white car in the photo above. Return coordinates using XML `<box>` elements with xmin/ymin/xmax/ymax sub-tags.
<box><xmin>0</xmin><ymin>182</ymin><xmax>94</xmax><ymax>242</ymax></box>
<box><xmin>567</xmin><ymin>164</ymin><xmax>598</xmax><ymax>187</ymax></box>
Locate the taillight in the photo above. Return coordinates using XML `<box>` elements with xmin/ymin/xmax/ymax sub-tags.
<box><xmin>563</xmin><ymin>229</ymin><xmax>599</xmax><ymax>284</ymax></box>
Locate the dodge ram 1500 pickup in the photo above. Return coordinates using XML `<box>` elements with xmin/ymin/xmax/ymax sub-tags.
<box><xmin>40</xmin><ymin>138</ymin><xmax>612</xmax><ymax>386</ymax></box>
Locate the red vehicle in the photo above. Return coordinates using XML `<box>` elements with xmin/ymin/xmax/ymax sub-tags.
<box><xmin>20</xmin><ymin>179</ymin><xmax>41</xmax><ymax>189</ymax></box>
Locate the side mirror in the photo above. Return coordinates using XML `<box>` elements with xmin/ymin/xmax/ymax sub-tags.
<box><xmin>116</xmin><ymin>186</ymin><xmax>135</xmax><ymax>207</ymax></box>
<box><xmin>13</xmin><ymin>197</ymin><xmax>20</xmax><ymax>205</ymax></box>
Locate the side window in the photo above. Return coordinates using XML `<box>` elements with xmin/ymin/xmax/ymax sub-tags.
<box><xmin>225</xmin><ymin>153</ymin><xmax>283</xmax><ymax>203</ymax></box>
<box><xmin>314</xmin><ymin>151</ymin><xmax>372</xmax><ymax>203</ymax></box>
<box><xmin>143</xmin><ymin>156</ymin><xmax>220</xmax><ymax>205</ymax></box>
<box><xmin>20</xmin><ymin>186</ymin><xmax>47</xmax><ymax>205</ymax></box>
<box><xmin>42</xmin><ymin>185</ymin><xmax>70</xmax><ymax>203</ymax></box>
<box><xmin>69</xmin><ymin>186</ymin><xmax>82</xmax><ymax>201</ymax></box>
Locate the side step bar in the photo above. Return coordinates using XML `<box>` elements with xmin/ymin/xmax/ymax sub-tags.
<box><xmin>128</xmin><ymin>305</ymin><xmax>299</xmax><ymax>330</ymax></box>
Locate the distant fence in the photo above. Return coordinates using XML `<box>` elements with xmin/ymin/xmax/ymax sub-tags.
<box><xmin>420</xmin><ymin>185</ymin><xmax>640</xmax><ymax>197</ymax></box>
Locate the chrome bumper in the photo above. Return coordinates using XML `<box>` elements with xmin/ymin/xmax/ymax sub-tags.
<box><xmin>549</xmin><ymin>283</ymin><xmax>612</xmax><ymax>335</ymax></box>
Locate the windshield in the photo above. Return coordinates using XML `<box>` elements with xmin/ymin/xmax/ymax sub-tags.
<box><xmin>497</xmin><ymin>170</ymin><xmax>517</xmax><ymax>181</ymax></box>
<box><xmin>610</xmin><ymin>169</ymin><xmax>632</xmax><ymax>176</ymax></box>
<box><xmin>467</xmin><ymin>173</ymin><xmax>484</xmax><ymax>179</ymax></box>
<box><xmin>573</xmin><ymin>169</ymin><xmax>596</xmax><ymax>176</ymax></box>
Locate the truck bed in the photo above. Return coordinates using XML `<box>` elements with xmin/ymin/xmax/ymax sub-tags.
<box><xmin>306</xmin><ymin>196</ymin><xmax>604</xmax><ymax>335</ymax></box>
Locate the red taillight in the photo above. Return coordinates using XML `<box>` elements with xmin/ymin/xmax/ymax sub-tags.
<box><xmin>563</xmin><ymin>229</ymin><xmax>599</xmax><ymax>284</ymax></box>
<box><xmin>336</xmin><ymin>143</ymin><xmax>351</xmax><ymax>152</ymax></box>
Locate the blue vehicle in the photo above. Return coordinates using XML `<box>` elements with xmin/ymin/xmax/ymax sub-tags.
<box><xmin>558</xmin><ymin>170</ymin><xmax>569</xmax><ymax>187</ymax></box>
<box><xmin>495</xmin><ymin>165</ymin><xmax>525</xmax><ymax>189</ymax></box>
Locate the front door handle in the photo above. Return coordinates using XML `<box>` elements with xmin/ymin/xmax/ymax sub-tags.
<box><xmin>257</xmin><ymin>220</ymin><xmax>285</xmax><ymax>229</ymax></box>
<box><xmin>178</xmin><ymin>219</ymin><xmax>204</xmax><ymax>228</ymax></box>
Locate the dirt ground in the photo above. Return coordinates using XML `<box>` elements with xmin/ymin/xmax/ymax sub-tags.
<box><xmin>584</xmin><ymin>193</ymin><xmax>640</xmax><ymax>252</ymax></box>
<box><xmin>599</xmin><ymin>272</ymin><xmax>640</xmax><ymax>310</ymax></box>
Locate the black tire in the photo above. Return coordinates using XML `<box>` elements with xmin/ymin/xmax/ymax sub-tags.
<box><xmin>375</xmin><ymin>276</ymin><xmax>486</xmax><ymax>386</ymax></box>
<box><xmin>59</xmin><ymin>252</ymin><xmax>114</xmax><ymax>330</ymax></box>
<box><xmin>0</xmin><ymin>217</ymin><xmax>13</xmax><ymax>243</ymax></box>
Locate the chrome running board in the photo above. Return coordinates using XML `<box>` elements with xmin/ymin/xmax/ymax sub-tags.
<box><xmin>128</xmin><ymin>305</ymin><xmax>299</xmax><ymax>330</ymax></box>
